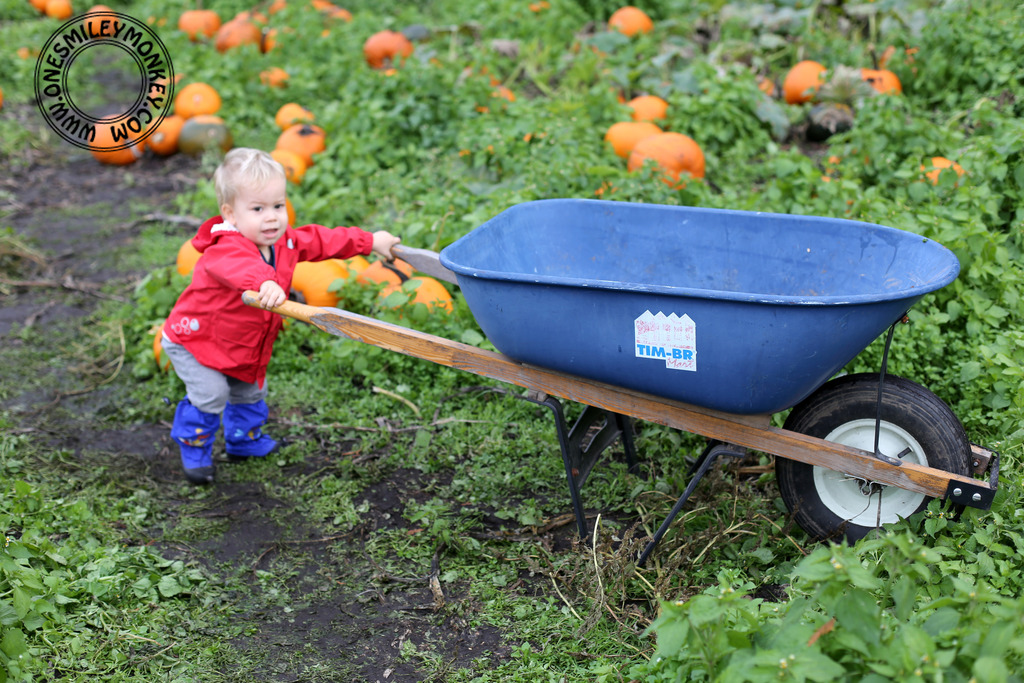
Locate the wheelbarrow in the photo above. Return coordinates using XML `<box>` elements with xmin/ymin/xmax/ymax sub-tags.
<box><xmin>244</xmin><ymin>199</ymin><xmax>999</xmax><ymax>564</ymax></box>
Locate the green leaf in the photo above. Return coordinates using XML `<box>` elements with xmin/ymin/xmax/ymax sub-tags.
<box><xmin>922</xmin><ymin>607</ymin><xmax>961</xmax><ymax>637</ymax></box>
<box><xmin>87</xmin><ymin>581</ymin><xmax>110</xmax><ymax>599</ymax></box>
<box><xmin>459</xmin><ymin>329</ymin><xmax>484</xmax><ymax>346</ymax></box>
<box><xmin>972</xmin><ymin>656</ymin><xmax>1009</xmax><ymax>683</ymax></box>
<box><xmin>924</xmin><ymin>515</ymin><xmax>947</xmax><ymax>536</ymax></box>
<box><xmin>908</xmin><ymin>180</ymin><xmax>932</xmax><ymax>204</ymax></box>
<box><xmin>980</xmin><ymin>622</ymin><xmax>1015</xmax><ymax>659</ymax></box>
<box><xmin>960</xmin><ymin>361</ymin><xmax>983</xmax><ymax>382</ymax></box>
<box><xmin>650</xmin><ymin>603</ymin><xmax>689</xmax><ymax>658</ymax></box>
<box><xmin>795</xmin><ymin>650</ymin><xmax>846</xmax><ymax>681</ymax></box>
<box><xmin>4</xmin><ymin>544</ymin><xmax>34</xmax><ymax>561</ymax></box>
<box><xmin>686</xmin><ymin>594</ymin><xmax>724</xmax><ymax>627</ymax></box>
<box><xmin>1013</xmin><ymin>163</ymin><xmax>1024</xmax><ymax>190</ymax></box>
<box><xmin>754</xmin><ymin>97</ymin><xmax>790</xmax><ymax>141</ymax></box>
<box><xmin>976</xmin><ymin>552</ymin><xmax>996</xmax><ymax>577</ymax></box>
<box><xmin>0</xmin><ymin>628</ymin><xmax>27</xmax><ymax>659</ymax></box>
<box><xmin>833</xmin><ymin>589</ymin><xmax>881</xmax><ymax>647</ymax></box>
<box><xmin>891</xmin><ymin>575</ymin><xmax>916</xmax><ymax>622</ymax></box>
<box><xmin>157</xmin><ymin>576</ymin><xmax>182</xmax><ymax>598</ymax></box>
<box><xmin>43</xmin><ymin>551</ymin><xmax>67</xmax><ymax>566</ymax></box>
<box><xmin>11</xmin><ymin>588</ymin><xmax>32</xmax><ymax>620</ymax></box>
<box><xmin>0</xmin><ymin>602</ymin><xmax>16</xmax><ymax>627</ymax></box>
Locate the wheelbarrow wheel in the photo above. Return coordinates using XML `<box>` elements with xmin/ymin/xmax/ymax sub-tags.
<box><xmin>776</xmin><ymin>373</ymin><xmax>970</xmax><ymax>543</ymax></box>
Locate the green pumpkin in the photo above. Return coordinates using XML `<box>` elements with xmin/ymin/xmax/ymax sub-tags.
<box><xmin>178</xmin><ymin>115</ymin><xmax>233</xmax><ymax>156</ymax></box>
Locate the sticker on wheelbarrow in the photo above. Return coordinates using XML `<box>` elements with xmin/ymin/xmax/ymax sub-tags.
<box><xmin>634</xmin><ymin>311</ymin><xmax>696</xmax><ymax>371</ymax></box>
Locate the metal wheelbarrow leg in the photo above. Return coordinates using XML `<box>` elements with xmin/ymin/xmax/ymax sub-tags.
<box><xmin>636</xmin><ymin>440</ymin><xmax>746</xmax><ymax>567</ymax></box>
<box><xmin>524</xmin><ymin>393</ymin><xmax>746</xmax><ymax>566</ymax></box>
<box><xmin>523</xmin><ymin>393</ymin><xmax>637</xmax><ymax>540</ymax></box>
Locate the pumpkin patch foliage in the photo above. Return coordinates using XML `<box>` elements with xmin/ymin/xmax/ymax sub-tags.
<box><xmin>2</xmin><ymin>0</ymin><xmax>1024</xmax><ymax>680</ymax></box>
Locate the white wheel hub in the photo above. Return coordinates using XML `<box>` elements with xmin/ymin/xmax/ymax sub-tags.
<box><xmin>813</xmin><ymin>419</ymin><xmax>928</xmax><ymax>526</ymax></box>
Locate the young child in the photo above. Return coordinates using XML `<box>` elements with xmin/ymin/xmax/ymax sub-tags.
<box><xmin>162</xmin><ymin>147</ymin><xmax>400</xmax><ymax>484</ymax></box>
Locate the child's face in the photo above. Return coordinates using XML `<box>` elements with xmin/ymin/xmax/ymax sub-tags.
<box><xmin>221</xmin><ymin>176</ymin><xmax>288</xmax><ymax>249</ymax></box>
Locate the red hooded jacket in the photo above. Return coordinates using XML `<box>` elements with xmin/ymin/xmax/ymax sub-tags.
<box><xmin>164</xmin><ymin>215</ymin><xmax>373</xmax><ymax>388</ymax></box>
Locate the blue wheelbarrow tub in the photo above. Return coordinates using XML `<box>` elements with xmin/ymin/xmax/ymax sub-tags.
<box><xmin>439</xmin><ymin>199</ymin><xmax>960</xmax><ymax>415</ymax></box>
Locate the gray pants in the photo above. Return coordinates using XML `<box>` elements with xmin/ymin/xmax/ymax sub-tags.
<box><xmin>161</xmin><ymin>337</ymin><xmax>268</xmax><ymax>414</ymax></box>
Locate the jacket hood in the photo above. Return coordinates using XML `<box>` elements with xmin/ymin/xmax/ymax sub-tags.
<box><xmin>191</xmin><ymin>215</ymin><xmax>242</xmax><ymax>253</ymax></box>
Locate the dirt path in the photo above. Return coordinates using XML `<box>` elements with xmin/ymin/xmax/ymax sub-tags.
<box><xmin>1</xmin><ymin>102</ymin><xmax>514</xmax><ymax>681</ymax></box>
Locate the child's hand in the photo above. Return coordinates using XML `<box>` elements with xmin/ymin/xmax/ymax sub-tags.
<box><xmin>371</xmin><ymin>230</ymin><xmax>401</xmax><ymax>260</ymax></box>
<box><xmin>257</xmin><ymin>280</ymin><xmax>287</xmax><ymax>310</ymax></box>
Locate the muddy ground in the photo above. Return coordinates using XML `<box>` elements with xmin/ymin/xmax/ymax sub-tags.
<box><xmin>0</xmin><ymin>102</ymin><xmax>532</xmax><ymax>682</ymax></box>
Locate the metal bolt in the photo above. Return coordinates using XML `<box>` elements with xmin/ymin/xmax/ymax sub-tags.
<box><xmin>972</xmin><ymin>493</ymin><xmax>982</xmax><ymax>503</ymax></box>
<box><xmin>953</xmin><ymin>488</ymin><xmax>963</xmax><ymax>497</ymax></box>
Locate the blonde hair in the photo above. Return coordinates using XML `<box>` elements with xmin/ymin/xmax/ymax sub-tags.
<box><xmin>214</xmin><ymin>148</ymin><xmax>286</xmax><ymax>208</ymax></box>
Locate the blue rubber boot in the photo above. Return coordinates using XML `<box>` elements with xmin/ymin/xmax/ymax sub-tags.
<box><xmin>224</xmin><ymin>400</ymin><xmax>278</xmax><ymax>459</ymax></box>
<box><xmin>170</xmin><ymin>399</ymin><xmax>220</xmax><ymax>484</ymax></box>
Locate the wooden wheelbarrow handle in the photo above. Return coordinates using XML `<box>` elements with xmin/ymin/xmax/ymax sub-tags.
<box><xmin>391</xmin><ymin>245</ymin><xmax>458</xmax><ymax>285</ymax></box>
<box><xmin>242</xmin><ymin>291</ymin><xmax>320</xmax><ymax>323</ymax></box>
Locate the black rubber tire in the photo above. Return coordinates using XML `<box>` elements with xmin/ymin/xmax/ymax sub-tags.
<box><xmin>776</xmin><ymin>373</ymin><xmax>970</xmax><ymax>543</ymax></box>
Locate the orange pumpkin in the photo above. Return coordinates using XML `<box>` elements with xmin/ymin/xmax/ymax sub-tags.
<box><xmin>261</xmin><ymin>28</ymin><xmax>279</xmax><ymax>53</ymax></box>
<box><xmin>627</xmin><ymin>94</ymin><xmax>669</xmax><ymax>122</ymax></box>
<box><xmin>91</xmin><ymin>121</ymin><xmax>144</xmax><ymax>166</ymax></box>
<box><xmin>323</xmin><ymin>6</ymin><xmax>352</xmax><ymax>23</ymax></box>
<box><xmin>44</xmin><ymin>0</ymin><xmax>73</xmax><ymax>20</ymax></box>
<box><xmin>178</xmin><ymin>9</ymin><xmax>222</xmax><ymax>41</ymax></box>
<box><xmin>274</xmin><ymin>103</ymin><xmax>315</xmax><ymax>130</ymax></box>
<box><xmin>608</xmin><ymin>6</ymin><xmax>654</xmax><ymax>36</ymax></box>
<box><xmin>153</xmin><ymin>321</ymin><xmax>172</xmax><ymax>372</ymax></box>
<box><xmin>147</xmin><ymin>114</ymin><xmax>186</xmax><ymax>156</ymax></box>
<box><xmin>627</xmin><ymin>132</ymin><xmax>706</xmax><ymax>186</ymax></box>
<box><xmin>604</xmin><ymin>121</ymin><xmax>662</xmax><ymax>159</ymax></box>
<box><xmin>174</xmin><ymin>82</ymin><xmax>221</xmax><ymax>119</ymax></box>
<box><xmin>356</xmin><ymin>259</ymin><xmax>414</xmax><ymax>287</ymax></box>
<box><xmin>260</xmin><ymin>67</ymin><xmax>289</xmax><ymax>88</ymax></box>
<box><xmin>176</xmin><ymin>239</ymin><xmax>202</xmax><ymax>276</ymax></box>
<box><xmin>861</xmin><ymin>68</ymin><xmax>902</xmax><ymax>95</ymax></box>
<box><xmin>921</xmin><ymin>156</ymin><xmax>965</xmax><ymax>185</ymax></box>
<box><xmin>291</xmin><ymin>259</ymin><xmax>352</xmax><ymax>307</ymax></box>
<box><xmin>271</xmin><ymin>148</ymin><xmax>308</xmax><ymax>184</ymax></box>
<box><xmin>286</xmin><ymin>197</ymin><xmax>296</xmax><ymax>227</ymax></box>
<box><xmin>491</xmin><ymin>86</ymin><xmax>516</xmax><ymax>102</ymax></box>
<box><xmin>379</xmin><ymin>276</ymin><xmax>453</xmax><ymax>313</ymax></box>
<box><xmin>782</xmin><ymin>60</ymin><xmax>827</xmax><ymax>104</ymax></box>
<box><xmin>276</xmin><ymin>124</ymin><xmax>326</xmax><ymax>166</ymax></box>
<box><xmin>344</xmin><ymin>255</ymin><xmax>370</xmax><ymax>275</ymax></box>
<box><xmin>215</xmin><ymin>18</ymin><xmax>262</xmax><ymax>53</ymax></box>
<box><xmin>363</xmin><ymin>30</ymin><xmax>414</xmax><ymax>69</ymax></box>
